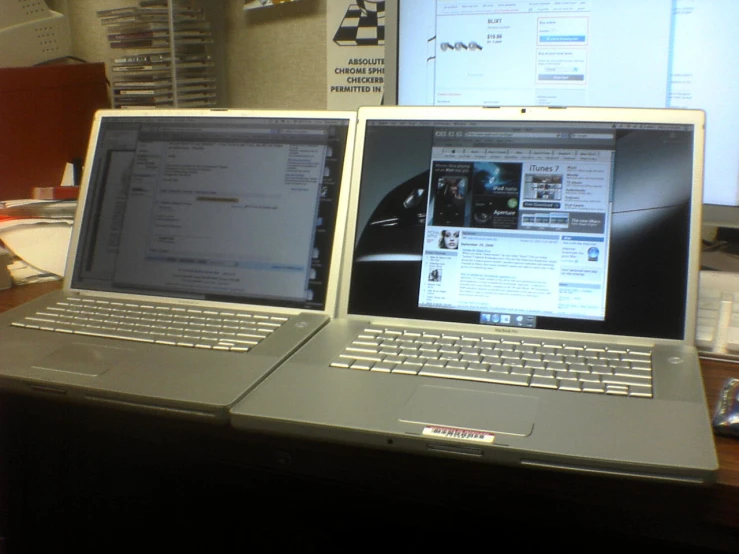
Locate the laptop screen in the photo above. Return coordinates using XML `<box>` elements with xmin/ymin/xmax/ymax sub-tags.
<box><xmin>71</xmin><ymin>115</ymin><xmax>351</xmax><ymax>310</ymax></box>
<box><xmin>348</xmin><ymin>117</ymin><xmax>696</xmax><ymax>340</ymax></box>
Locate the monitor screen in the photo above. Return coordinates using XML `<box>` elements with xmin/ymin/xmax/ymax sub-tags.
<box><xmin>348</xmin><ymin>115</ymin><xmax>697</xmax><ymax>340</ymax></box>
<box><xmin>72</xmin><ymin>115</ymin><xmax>351</xmax><ymax>310</ymax></box>
<box><xmin>384</xmin><ymin>0</ymin><xmax>739</xmax><ymax>228</ymax></box>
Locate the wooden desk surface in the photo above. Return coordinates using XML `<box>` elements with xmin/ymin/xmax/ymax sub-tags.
<box><xmin>0</xmin><ymin>280</ymin><xmax>62</xmax><ymax>313</ymax></box>
<box><xmin>2</xmin><ymin>281</ymin><xmax>739</xmax><ymax>540</ymax></box>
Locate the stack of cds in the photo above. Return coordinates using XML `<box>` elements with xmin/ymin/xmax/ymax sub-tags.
<box><xmin>98</xmin><ymin>0</ymin><xmax>218</xmax><ymax>108</ymax></box>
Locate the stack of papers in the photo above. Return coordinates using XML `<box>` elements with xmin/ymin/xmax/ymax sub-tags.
<box><xmin>0</xmin><ymin>199</ymin><xmax>75</xmax><ymax>285</ymax></box>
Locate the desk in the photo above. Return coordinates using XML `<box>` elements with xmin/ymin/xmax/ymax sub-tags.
<box><xmin>1</xmin><ymin>282</ymin><xmax>738</xmax><ymax>552</ymax></box>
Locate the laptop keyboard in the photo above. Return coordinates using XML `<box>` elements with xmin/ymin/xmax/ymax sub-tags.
<box><xmin>331</xmin><ymin>327</ymin><xmax>653</xmax><ymax>398</ymax></box>
<box><xmin>10</xmin><ymin>297</ymin><xmax>288</xmax><ymax>352</ymax></box>
<box><xmin>696</xmin><ymin>270</ymin><xmax>739</xmax><ymax>363</ymax></box>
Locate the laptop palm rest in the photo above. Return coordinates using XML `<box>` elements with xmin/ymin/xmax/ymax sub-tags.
<box><xmin>32</xmin><ymin>343</ymin><xmax>132</xmax><ymax>376</ymax></box>
<box><xmin>399</xmin><ymin>385</ymin><xmax>537</xmax><ymax>437</ymax></box>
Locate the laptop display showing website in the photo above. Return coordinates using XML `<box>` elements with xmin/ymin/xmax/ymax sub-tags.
<box><xmin>231</xmin><ymin>106</ymin><xmax>718</xmax><ymax>484</ymax></box>
<box><xmin>72</xmin><ymin>114</ymin><xmax>346</xmax><ymax>310</ymax></box>
<box><xmin>348</xmin><ymin>116</ymin><xmax>692</xmax><ymax>340</ymax></box>
<box><xmin>0</xmin><ymin>109</ymin><xmax>355</xmax><ymax>421</ymax></box>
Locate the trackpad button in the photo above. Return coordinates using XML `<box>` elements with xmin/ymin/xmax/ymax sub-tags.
<box><xmin>400</xmin><ymin>385</ymin><xmax>537</xmax><ymax>436</ymax></box>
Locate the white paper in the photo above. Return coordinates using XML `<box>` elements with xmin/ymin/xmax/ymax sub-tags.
<box><xmin>8</xmin><ymin>258</ymin><xmax>62</xmax><ymax>285</ymax></box>
<box><xmin>0</xmin><ymin>220</ymin><xmax>72</xmax><ymax>277</ymax></box>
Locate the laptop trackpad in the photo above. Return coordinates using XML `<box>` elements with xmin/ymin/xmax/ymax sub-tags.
<box><xmin>400</xmin><ymin>385</ymin><xmax>537</xmax><ymax>437</ymax></box>
<box><xmin>32</xmin><ymin>343</ymin><xmax>132</xmax><ymax>376</ymax></box>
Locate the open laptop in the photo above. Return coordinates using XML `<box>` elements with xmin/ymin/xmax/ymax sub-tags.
<box><xmin>230</xmin><ymin>106</ymin><xmax>719</xmax><ymax>484</ymax></box>
<box><xmin>0</xmin><ymin>109</ymin><xmax>355</xmax><ymax>422</ymax></box>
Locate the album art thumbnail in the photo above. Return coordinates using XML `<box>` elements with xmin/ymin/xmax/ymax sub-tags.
<box><xmin>429</xmin><ymin>161</ymin><xmax>473</xmax><ymax>226</ymax></box>
<box><xmin>472</xmin><ymin>162</ymin><xmax>522</xmax><ymax>195</ymax></box>
<box><xmin>432</xmin><ymin>175</ymin><xmax>466</xmax><ymax>226</ymax></box>
<box><xmin>470</xmin><ymin>162</ymin><xmax>522</xmax><ymax>229</ymax></box>
<box><xmin>472</xmin><ymin>198</ymin><xmax>520</xmax><ymax>229</ymax></box>
<box><xmin>524</xmin><ymin>173</ymin><xmax>563</xmax><ymax>202</ymax></box>
<box><xmin>437</xmin><ymin>229</ymin><xmax>460</xmax><ymax>250</ymax></box>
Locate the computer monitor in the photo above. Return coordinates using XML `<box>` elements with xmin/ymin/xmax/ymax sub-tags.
<box><xmin>384</xmin><ymin>0</ymin><xmax>739</xmax><ymax>230</ymax></box>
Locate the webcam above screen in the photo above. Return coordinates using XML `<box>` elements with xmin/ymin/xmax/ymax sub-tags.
<box><xmin>384</xmin><ymin>0</ymin><xmax>739</xmax><ymax>229</ymax></box>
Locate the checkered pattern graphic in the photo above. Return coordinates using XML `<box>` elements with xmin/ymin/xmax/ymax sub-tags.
<box><xmin>333</xmin><ymin>4</ymin><xmax>385</xmax><ymax>46</ymax></box>
<box><xmin>357</xmin><ymin>0</ymin><xmax>385</xmax><ymax>13</ymax></box>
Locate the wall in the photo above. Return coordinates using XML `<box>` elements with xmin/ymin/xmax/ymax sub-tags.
<box><xmin>48</xmin><ymin>0</ymin><xmax>328</xmax><ymax>109</ymax></box>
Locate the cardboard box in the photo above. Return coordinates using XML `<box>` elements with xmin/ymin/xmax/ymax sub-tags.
<box><xmin>0</xmin><ymin>63</ymin><xmax>110</xmax><ymax>200</ymax></box>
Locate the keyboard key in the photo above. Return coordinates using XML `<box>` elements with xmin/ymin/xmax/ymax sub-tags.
<box><xmin>602</xmin><ymin>376</ymin><xmax>649</xmax><ymax>388</ymax></box>
<box><xmin>613</xmin><ymin>369</ymin><xmax>651</xmax><ymax>380</ymax></box>
<box><xmin>533</xmin><ymin>369</ymin><xmax>555</xmax><ymax>379</ymax></box>
<box><xmin>419</xmin><ymin>367</ymin><xmax>530</xmax><ymax>387</ymax></box>
<box><xmin>339</xmin><ymin>353</ymin><xmax>382</xmax><ymax>363</ymax></box>
<box><xmin>695</xmin><ymin>324</ymin><xmax>716</xmax><ymax>349</ymax></box>
<box><xmin>531</xmin><ymin>376</ymin><xmax>557</xmax><ymax>389</ymax></box>
<box><xmin>346</xmin><ymin>346</ymin><xmax>379</xmax><ymax>354</ymax></box>
<box><xmin>25</xmin><ymin>316</ymin><xmax>56</xmax><ymax>324</ymax></box>
<box><xmin>697</xmin><ymin>271</ymin><xmax>739</xmax><ymax>362</ymax></box>
<box><xmin>727</xmin><ymin>328</ymin><xmax>739</xmax><ymax>353</ymax></box>
<box><xmin>605</xmin><ymin>385</ymin><xmax>629</xmax><ymax>396</ymax></box>
<box><xmin>391</xmin><ymin>366</ymin><xmax>418</xmax><ymax>375</ymax></box>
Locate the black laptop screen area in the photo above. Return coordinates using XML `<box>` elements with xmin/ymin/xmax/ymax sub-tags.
<box><xmin>72</xmin><ymin>116</ymin><xmax>350</xmax><ymax>310</ymax></box>
<box><xmin>348</xmin><ymin>119</ymin><xmax>695</xmax><ymax>340</ymax></box>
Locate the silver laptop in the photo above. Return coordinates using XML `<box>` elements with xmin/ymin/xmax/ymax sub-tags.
<box><xmin>0</xmin><ymin>109</ymin><xmax>356</xmax><ymax>422</ymax></box>
<box><xmin>230</xmin><ymin>106</ymin><xmax>718</xmax><ymax>484</ymax></box>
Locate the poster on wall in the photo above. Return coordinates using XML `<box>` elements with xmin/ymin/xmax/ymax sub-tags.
<box><xmin>327</xmin><ymin>0</ymin><xmax>385</xmax><ymax>110</ymax></box>
<box><xmin>243</xmin><ymin>0</ymin><xmax>304</xmax><ymax>10</ymax></box>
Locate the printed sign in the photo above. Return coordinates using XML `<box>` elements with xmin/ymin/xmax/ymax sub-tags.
<box><xmin>327</xmin><ymin>1</ymin><xmax>385</xmax><ymax>109</ymax></box>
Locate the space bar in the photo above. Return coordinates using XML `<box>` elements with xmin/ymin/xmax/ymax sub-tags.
<box><xmin>418</xmin><ymin>367</ymin><xmax>530</xmax><ymax>387</ymax></box>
